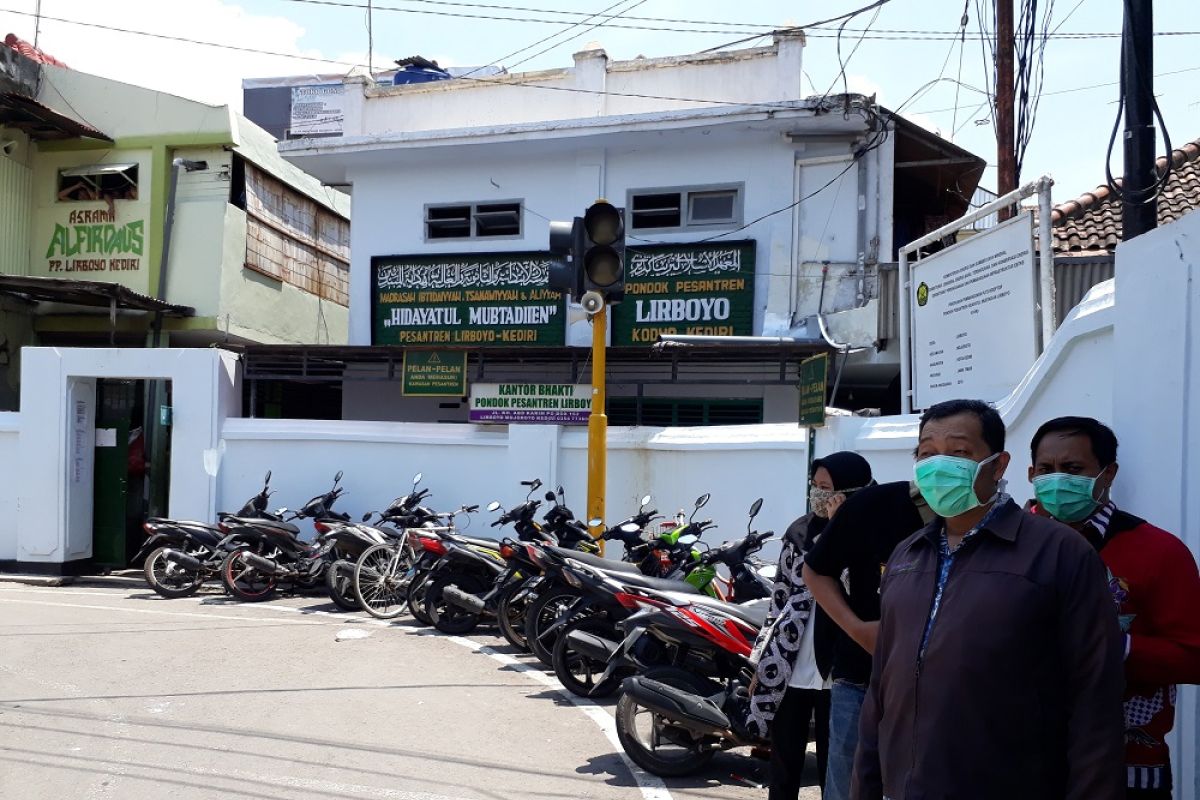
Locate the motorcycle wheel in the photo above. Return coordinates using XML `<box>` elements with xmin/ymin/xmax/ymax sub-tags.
<box><xmin>325</xmin><ymin>560</ymin><xmax>360</xmax><ymax>611</ymax></box>
<box><xmin>496</xmin><ymin>581</ymin><xmax>530</xmax><ymax>652</ymax></box>
<box><xmin>615</xmin><ymin>666</ymin><xmax>720</xmax><ymax>777</ymax></box>
<box><xmin>425</xmin><ymin>573</ymin><xmax>487</xmax><ymax>635</ymax></box>
<box><xmin>143</xmin><ymin>546</ymin><xmax>206</xmax><ymax>598</ymax></box>
<box><xmin>524</xmin><ymin>586</ymin><xmax>581</xmax><ymax>666</ymax></box>
<box><xmin>221</xmin><ymin>547</ymin><xmax>278</xmax><ymax>602</ymax></box>
<box><xmin>354</xmin><ymin>544</ymin><xmax>414</xmax><ymax>620</ymax></box>
<box><xmin>406</xmin><ymin>570</ymin><xmax>435</xmax><ymax>626</ymax></box>
<box><xmin>552</xmin><ymin>615</ymin><xmax>621</xmax><ymax>698</ymax></box>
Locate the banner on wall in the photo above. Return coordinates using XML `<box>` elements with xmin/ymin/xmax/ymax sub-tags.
<box><xmin>612</xmin><ymin>240</ymin><xmax>756</xmax><ymax>346</ymax></box>
<box><xmin>469</xmin><ymin>382</ymin><xmax>591</xmax><ymax>424</ymax></box>
<box><xmin>371</xmin><ymin>252</ymin><xmax>567</xmax><ymax>347</ymax></box>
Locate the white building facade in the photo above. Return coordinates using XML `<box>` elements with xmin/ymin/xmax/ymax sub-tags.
<box><xmin>277</xmin><ymin>35</ymin><xmax>984</xmax><ymax>423</ymax></box>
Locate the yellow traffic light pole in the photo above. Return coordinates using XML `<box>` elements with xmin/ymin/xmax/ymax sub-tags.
<box><xmin>587</xmin><ymin>305</ymin><xmax>607</xmax><ymax>554</ymax></box>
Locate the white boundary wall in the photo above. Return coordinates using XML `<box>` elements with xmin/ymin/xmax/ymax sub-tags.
<box><xmin>0</xmin><ymin>411</ymin><xmax>19</xmax><ymax>561</ymax></box>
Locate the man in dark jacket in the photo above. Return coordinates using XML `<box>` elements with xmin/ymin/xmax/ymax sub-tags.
<box><xmin>852</xmin><ymin>399</ymin><xmax>1125</xmax><ymax>800</ymax></box>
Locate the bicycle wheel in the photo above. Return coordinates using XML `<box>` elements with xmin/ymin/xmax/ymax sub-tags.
<box><xmin>353</xmin><ymin>543</ymin><xmax>414</xmax><ymax>620</ymax></box>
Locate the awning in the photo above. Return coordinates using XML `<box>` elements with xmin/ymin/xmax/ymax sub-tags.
<box><xmin>0</xmin><ymin>92</ymin><xmax>112</xmax><ymax>142</ymax></box>
<box><xmin>0</xmin><ymin>275</ymin><xmax>193</xmax><ymax>316</ymax></box>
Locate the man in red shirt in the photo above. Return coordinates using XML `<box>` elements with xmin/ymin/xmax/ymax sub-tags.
<box><xmin>1030</xmin><ymin>416</ymin><xmax>1200</xmax><ymax>798</ymax></box>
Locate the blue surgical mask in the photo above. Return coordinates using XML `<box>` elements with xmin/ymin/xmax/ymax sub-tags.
<box><xmin>913</xmin><ymin>453</ymin><xmax>1001</xmax><ymax>518</ymax></box>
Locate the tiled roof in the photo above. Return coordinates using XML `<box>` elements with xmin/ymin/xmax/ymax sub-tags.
<box><xmin>4</xmin><ymin>33</ymin><xmax>67</xmax><ymax>68</ymax></box>
<box><xmin>1051</xmin><ymin>136</ymin><xmax>1200</xmax><ymax>254</ymax></box>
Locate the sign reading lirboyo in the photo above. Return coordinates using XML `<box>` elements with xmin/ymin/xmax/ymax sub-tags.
<box><xmin>612</xmin><ymin>241</ymin><xmax>755</xmax><ymax>346</ymax></box>
<box><xmin>402</xmin><ymin>350</ymin><xmax>467</xmax><ymax>396</ymax></box>
<box><xmin>469</xmin><ymin>383</ymin><xmax>592</xmax><ymax>424</ymax></box>
<box><xmin>372</xmin><ymin>252</ymin><xmax>566</xmax><ymax>347</ymax></box>
<box><xmin>910</xmin><ymin>212</ymin><xmax>1038</xmax><ymax>409</ymax></box>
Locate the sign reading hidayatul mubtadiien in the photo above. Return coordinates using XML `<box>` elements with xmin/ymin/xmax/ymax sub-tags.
<box><xmin>371</xmin><ymin>252</ymin><xmax>566</xmax><ymax>347</ymax></box>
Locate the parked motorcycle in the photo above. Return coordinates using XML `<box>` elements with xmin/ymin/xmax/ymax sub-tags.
<box><xmin>219</xmin><ymin>472</ymin><xmax>352</xmax><ymax>602</ymax></box>
<box><xmin>140</xmin><ymin>471</ymin><xmax>278</xmax><ymax>598</ymax></box>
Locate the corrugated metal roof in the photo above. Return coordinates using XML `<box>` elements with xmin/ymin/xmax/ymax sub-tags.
<box><xmin>0</xmin><ymin>91</ymin><xmax>111</xmax><ymax>141</ymax></box>
<box><xmin>0</xmin><ymin>275</ymin><xmax>193</xmax><ymax>315</ymax></box>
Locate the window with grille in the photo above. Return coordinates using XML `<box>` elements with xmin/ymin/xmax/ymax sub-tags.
<box><xmin>628</xmin><ymin>185</ymin><xmax>742</xmax><ymax>232</ymax></box>
<box><xmin>425</xmin><ymin>201</ymin><xmax>522</xmax><ymax>240</ymax></box>
<box><xmin>608</xmin><ymin>397</ymin><xmax>763</xmax><ymax>427</ymax></box>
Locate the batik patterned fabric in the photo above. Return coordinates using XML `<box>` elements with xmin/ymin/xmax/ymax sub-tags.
<box><xmin>745</xmin><ymin>520</ymin><xmax>814</xmax><ymax>740</ymax></box>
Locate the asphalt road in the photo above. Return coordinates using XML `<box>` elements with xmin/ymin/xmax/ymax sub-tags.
<box><xmin>0</xmin><ymin>582</ymin><xmax>820</xmax><ymax>800</ymax></box>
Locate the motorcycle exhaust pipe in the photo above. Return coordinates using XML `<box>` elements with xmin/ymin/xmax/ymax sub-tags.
<box><xmin>442</xmin><ymin>585</ymin><xmax>486</xmax><ymax>615</ymax></box>
<box><xmin>163</xmin><ymin>549</ymin><xmax>203</xmax><ymax>571</ymax></box>
<box><xmin>565</xmin><ymin>629</ymin><xmax>620</xmax><ymax>663</ymax></box>
<box><xmin>620</xmin><ymin>676</ymin><xmax>731</xmax><ymax>736</ymax></box>
<box><xmin>240</xmin><ymin>551</ymin><xmax>288</xmax><ymax>576</ymax></box>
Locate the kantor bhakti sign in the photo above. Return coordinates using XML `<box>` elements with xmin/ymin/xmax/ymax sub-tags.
<box><xmin>469</xmin><ymin>383</ymin><xmax>591</xmax><ymax>424</ymax></box>
<box><xmin>612</xmin><ymin>241</ymin><xmax>756</xmax><ymax>346</ymax></box>
<box><xmin>371</xmin><ymin>252</ymin><xmax>566</xmax><ymax>346</ymax></box>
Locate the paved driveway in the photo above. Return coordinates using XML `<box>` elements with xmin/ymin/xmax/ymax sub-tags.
<box><xmin>0</xmin><ymin>582</ymin><xmax>819</xmax><ymax>800</ymax></box>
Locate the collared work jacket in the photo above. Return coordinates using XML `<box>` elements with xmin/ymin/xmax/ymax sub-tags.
<box><xmin>853</xmin><ymin>499</ymin><xmax>1125</xmax><ymax>800</ymax></box>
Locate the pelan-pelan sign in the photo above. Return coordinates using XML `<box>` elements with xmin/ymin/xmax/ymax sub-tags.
<box><xmin>469</xmin><ymin>383</ymin><xmax>592</xmax><ymax>425</ymax></box>
<box><xmin>372</xmin><ymin>252</ymin><xmax>566</xmax><ymax>347</ymax></box>
<box><xmin>44</xmin><ymin>209</ymin><xmax>145</xmax><ymax>274</ymax></box>
<box><xmin>613</xmin><ymin>241</ymin><xmax>756</xmax><ymax>346</ymax></box>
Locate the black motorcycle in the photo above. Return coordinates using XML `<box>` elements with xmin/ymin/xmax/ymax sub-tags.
<box><xmin>142</xmin><ymin>471</ymin><xmax>278</xmax><ymax>598</ymax></box>
<box><xmin>219</xmin><ymin>472</ymin><xmax>352</xmax><ymax>602</ymax></box>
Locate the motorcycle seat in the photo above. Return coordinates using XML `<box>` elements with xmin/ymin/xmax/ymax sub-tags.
<box><xmin>607</xmin><ymin>570</ymin><xmax>700</xmax><ymax>594</ymax></box>
<box><xmin>445</xmin><ymin>533</ymin><xmax>501</xmax><ymax>551</ymax></box>
<box><xmin>686</xmin><ymin>594</ymin><xmax>770</xmax><ymax>628</ymax></box>
<box><xmin>546</xmin><ymin>546</ymin><xmax>642</xmax><ymax>574</ymax></box>
<box><xmin>226</xmin><ymin>517</ymin><xmax>300</xmax><ymax>535</ymax></box>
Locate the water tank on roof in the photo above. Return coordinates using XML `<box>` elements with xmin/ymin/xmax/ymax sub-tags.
<box><xmin>393</xmin><ymin>57</ymin><xmax>451</xmax><ymax>86</ymax></box>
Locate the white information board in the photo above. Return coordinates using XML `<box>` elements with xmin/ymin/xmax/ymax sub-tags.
<box><xmin>910</xmin><ymin>212</ymin><xmax>1038</xmax><ymax>409</ymax></box>
<box><xmin>289</xmin><ymin>84</ymin><xmax>345</xmax><ymax>136</ymax></box>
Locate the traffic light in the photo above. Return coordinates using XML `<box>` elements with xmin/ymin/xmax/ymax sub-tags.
<box><xmin>547</xmin><ymin>217</ymin><xmax>584</xmax><ymax>299</ymax></box>
<box><xmin>581</xmin><ymin>200</ymin><xmax>625</xmax><ymax>305</ymax></box>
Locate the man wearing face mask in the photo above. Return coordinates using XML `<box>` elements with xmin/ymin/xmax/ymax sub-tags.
<box><xmin>852</xmin><ymin>399</ymin><xmax>1125</xmax><ymax>800</ymax></box>
<box><xmin>1030</xmin><ymin>416</ymin><xmax>1200</xmax><ymax>799</ymax></box>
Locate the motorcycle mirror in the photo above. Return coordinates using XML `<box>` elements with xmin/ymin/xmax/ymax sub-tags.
<box><xmin>264</xmin><ymin>470</ymin><xmax>272</xmax><ymax>485</ymax></box>
<box><xmin>678</xmin><ymin>534</ymin><xmax>699</xmax><ymax>546</ymax></box>
<box><xmin>588</xmin><ymin>517</ymin><xmax>604</xmax><ymax>528</ymax></box>
<box><xmin>619</xmin><ymin>522</ymin><xmax>641</xmax><ymax>534</ymax></box>
<box><xmin>275</xmin><ymin>507</ymin><xmax>289</xmax><ymax>516</ymax></box>
<box><xmin>749</xmin><ymin>497</ymin><xmax>763</xmax><ymax>519</ymax></box>
<box><xmin>413</xmin><ymin>472</ymin><xmax>423</xmax><ymax>485</ymax></box>
<box><xmin>695</xmin><ymin>493</ymin><xmax>711</xmax><ymax>509</ymax></box>
<box><xmin>640</xmin><ymin>494</ymin><xmax>651</xmax><ymax>508</ymax></box>
<box><xmin>334</xmin><ymin>470</ymin><xmax>344</xmax><ymax>484</ymax></box>
<box><xmin>545</xmin><ymin>491</ymin><xmax>556</xmax><ymax>502</ymax></box>
<box><xmin>487</xmin><ymin>501</ymin><xmax>502</xmax><ymax>512</ymax></box>
<box><xmin>557</xmin><ymin>485</ymin><xmax>565</xmax><ymax>496</ymax></box>
<box><xmin>362</xmin><ymin>512</ymin><xmax>372</xmax><ymax>522</ymax></box>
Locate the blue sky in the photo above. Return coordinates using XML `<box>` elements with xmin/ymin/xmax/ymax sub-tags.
<box><xmin>3</xmin><ymin>0</ymin><xmax>1197</xmax><ymax>203</ymax></box>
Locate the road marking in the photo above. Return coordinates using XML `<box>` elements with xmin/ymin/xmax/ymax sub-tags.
<box><xmin>442</xmin><ymin>635</ymin><xmax>672</xmax><ymax>800</ymax></box>
<box><xmin>0</xmin><ymin>585</ymin><xmax>674</xmax><ymax>800</ymax></box>
<box><xmin>0</xmin><ymin>597</ymin><xmax>328</xmax><ymax>626</ymax></box>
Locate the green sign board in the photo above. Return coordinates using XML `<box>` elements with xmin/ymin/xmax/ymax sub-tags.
<box><xmin>402</xmin><ymin>350</ymin><xmax>467</xmax><ymax>396</ymax></box>
<box><xmin>612</xmin><ymin>240</ymin><xmax>756</xmax><ymax>346</ymax></box>
<box><xmin>372</xmin><ymin>252</ymin><xmax>566</xmax><ymax>347</ymax></box>
<box><xmin>797</xmin><ymin>352</ymin><xmax>829</xmax><ymax>427</ymax></box>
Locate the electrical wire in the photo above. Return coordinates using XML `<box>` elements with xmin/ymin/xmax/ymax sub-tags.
<box><xmin>505</xmin><ymin>0</ymin><xmax>650</xmax><ymax>72</ymax></box>
<box><xmin>458</xmin><ymin>0</ymin><xmax>635</xmax><ymax>78</ymax></box>
<box><xmin>701</xmin><ymin>0</ymin><xmax>891</xmax><ymax>54</ymax></box>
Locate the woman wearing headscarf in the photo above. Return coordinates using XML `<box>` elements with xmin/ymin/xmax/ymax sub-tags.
<box><xmin>747</xmin><ymin>451</ymin><xmax>873</xmax><ymax>800</ymax></box>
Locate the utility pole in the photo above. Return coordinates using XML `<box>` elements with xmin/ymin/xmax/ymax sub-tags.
<box><xmin>996</xmin><ymin>0</ymin><xmax>1016</xmax><ymax>220</ymax></box>
<box><xmin>1122</xmin><ymin>0</ymin><xmax>1157</xmax><ymax>240</ymax></box>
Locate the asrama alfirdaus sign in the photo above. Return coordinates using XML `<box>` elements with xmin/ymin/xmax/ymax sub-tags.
<box><xmin>469</xmin><ymin>383</ymin><xmax>591</xmax><ymax>424</ymax></box>
<box><xmin>612</xmin><ymin>240</ymin><xmax>756</xmax><ymax>346</ymax></box>
<box><xmin>371</xmin><ymin>252</ymin><xmax>566</xmax><ymax>347</ymax></box>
